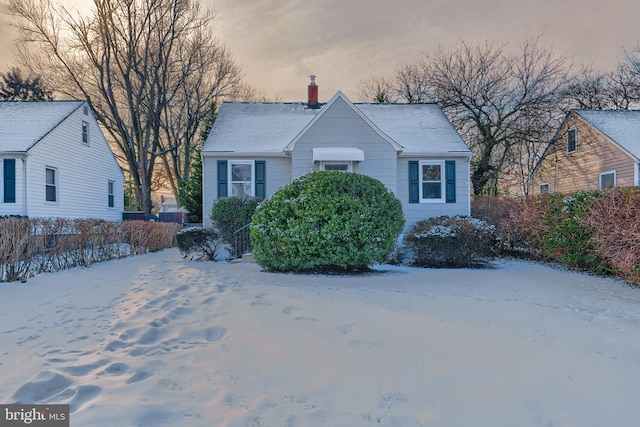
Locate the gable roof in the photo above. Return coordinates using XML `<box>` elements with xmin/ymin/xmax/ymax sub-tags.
<box><xmin>283</xmin><ymin>91</ymin><xmax>404</xmax><ymax>154</ymax></box>
<box><xmin>202</xmin><ymin>91</ymin><xmax>471</xmax><ymax>157</ymax></box>
<box><xmin>0</xmin><ymin>100</ymin><xmax>84</xmax><ymax>153</ymax></box>
<box><xmin>574</xmin><ymin>109</ymin><xmax>640</xmax><ymax>159</ymax></box>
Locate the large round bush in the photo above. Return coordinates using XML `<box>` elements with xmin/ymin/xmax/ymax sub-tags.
<box><xmin>250</xmin><ymin>171</ymin><xmax>405</xmax><ymax>272</ymax></box>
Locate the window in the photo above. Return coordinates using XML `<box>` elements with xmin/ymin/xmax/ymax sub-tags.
<box><xmin>83</xmin><ymin>104</ymin><xmax>89</xmax><ymax>115</ymax></box>
<box><xmin>108</xmin><ymin>180</ymin><xmax>115</xmax><ymax>208</ymax></box>
<box><xmin>420</xmin><ymin>161</ymin><xmax>445</xmax><ymax>202</ymax></box>
<box><xmin>322</xmin><ymin>162</ymin><xmax>351</xmax><ymax>172</ymax></box>
<box><xmin>46</xmin><ymin>167</ymin><xmax>57</xmax><ymax>202</ymax></box>
<box><xmin>567</xmin><ymin>128</ymin><xmax>577</xmax><ymax>153</ymax></box>
<box><xmin>539</xmin><ymin>183</ymin><xmax>550</xmax><ymax>194</ymax></box>
<box><xmin>230</xmin><ymin>161</ymin><xmax>253</xmax><ymax>197</ymax></box>
<box><xmin>82</xmin><ymin>121</ymin><xmax>89</xmax><ymax>144</ymax></box>
<box><xmin>599</xmin><ymin>171</ymin><xmax>616</xmax><ymax>189</ymax></box>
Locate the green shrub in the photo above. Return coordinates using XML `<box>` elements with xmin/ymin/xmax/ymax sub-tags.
<box><xmin>210</xmin><ymin>197</ymin><xmax>261</xmax><ymax>256</ymax></box>
<box><xmin>541</xmin><ymin>191</ymin><xmax>610</xmax><ymax>273</ymax></box>
<box><xmin>250</xmin><ymin>171</ymin><xmax>405</xmax><ymax>272</ymax></box>
<box><xmin>404</xmin><ymin>216</ymin><xmax>497</xmax><ymax>268</ymax></box>
<box><xmin>176</xmin><ymin>227</ymin><xmax>222</xmax><ymax>261</ymax></box>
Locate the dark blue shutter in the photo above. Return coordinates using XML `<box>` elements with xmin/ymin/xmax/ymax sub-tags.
<box><xmin>409</xmin><ymin>161</ymin><xmax>419</xmax><ymax>203</ymax></box>
<box><xmin>445</xmin><ymin>160</ymin><xmax>456</xmax><ymax>203</ymax></box>
<box><xmin>254</xmin><ymin>160</ymin><xmax>266</xmax><ymax>198</ymax></box>
<box><xmin>217</xmin><ymin>160</ymin><xmax>228</xmax><ymax>197</ymax></box>
<box><xmin>4</xmin><ymin>159</ymin><xmax>16</xmax><ymax>203</ymax></box>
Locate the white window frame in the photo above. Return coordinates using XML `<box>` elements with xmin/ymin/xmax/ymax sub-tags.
<box><xmin>567</xmin><ymin>128</ymin><xmax>577</xmax><ymax>153</ymax></box>
<box><xmin>538</xmin><ymin>183</ymin><xmax>550</xmax><ymax>194</ymax></box>
<box><xmin>419</xmin><ymin>160</ymin><xmax>445</xmax><ymax>203</ymax></box>
<box><xmin>599</xmin><ymin>170</ymin><xmax>616</xmax><ymax>189</ymax></box>
<box><xmin>229</xmin><ymin>160</ymin><xmax>254</xmax><ymax>197</ymax></box>
<box><xmin>82</xmin><ymin>121</ymin><xmax>90</xmax><ymax>145</ymax></box>
<box><xmin>320</xmin><ymin>161</ymin><xmax>352</xmax><ymax>172</ymax></box>
<box><xmin>108</xmin><ymin>180</ymin><xmax>115</xmax><ymax>208</ymax></box>
<box><xmin>45</xmin><ymin>166</ymin><xmax>58</xmax><ymax>203</ymax></box>
<box><xmin>0</xmin><ymin>161</ymin><xmax>3</xmax><ymax>203</ymax></box>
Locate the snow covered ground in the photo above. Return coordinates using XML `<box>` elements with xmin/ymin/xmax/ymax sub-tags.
<box><xmin>2</xmin><ymin>248</ymin><xmax>640</xmax><ymax>426</ymax></box>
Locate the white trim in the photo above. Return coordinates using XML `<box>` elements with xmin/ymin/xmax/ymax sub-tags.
<box><xmin>599</xmin><ymin>170</ymin><xmax>617</xmax><ymax>189</ymax></box>
<box><xmin>82</xmin><ymin>121</ymin><xmax>90</xmax><ymax>145</ymax></box>
<box><xmin>419</xmin><ymin>160</ymin><xmax>446</xmax><ymax>204</ymax></box>
<box><xmin>45</xmin><ymin>166</ymin><xmax>58</xmax><ymax>204</ymax></box>
<box><xmin>320</xmin><ymin>162</ymin><xmax>353</xmax><ymax>172</ymax></box>
<box><xmin>539</xmin><ymin>183</ymin><xmax>550</xmax><ymax>194</ymax></box>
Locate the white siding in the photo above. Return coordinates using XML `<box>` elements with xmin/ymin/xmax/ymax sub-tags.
<box><xmin>291</xmin><ymin>97</ymin><xmax>398</xmax><ymax>192</ymax></box>
<box><xmin>26</xmin><ymin>105</ymin><xmax>124</xmax><ymax>220</ymax></box>
<box><xmin>397</xmin><ymin>157</ymin><xmax>471</xmax><ymax>231</ymax></box>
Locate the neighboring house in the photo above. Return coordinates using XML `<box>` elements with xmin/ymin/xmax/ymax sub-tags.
<box><xmin>202</xmin><ymin>78</ymin><xmax>472</xmax><ymax>231</ymax></box>
<box><xmin>0</xmin><ymin>100</ymin><xmax>124</xmax><ymax>220</ymax></box>
<box><xmin>532</xmin><ymin>109</ymin><xmax>640</xmax><ymax>195</ymax></box>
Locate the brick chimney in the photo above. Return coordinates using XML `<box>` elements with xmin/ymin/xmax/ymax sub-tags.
<box><xmin>308</xmin><ymin>75</ymin><xmax>319</xmax><ymax>109</ymax></box>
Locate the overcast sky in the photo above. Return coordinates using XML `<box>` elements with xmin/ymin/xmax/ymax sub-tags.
<box><xmin>1</xmin><ymin>0</ymin><xmax>639</xmax><ymax>101</ymax></box>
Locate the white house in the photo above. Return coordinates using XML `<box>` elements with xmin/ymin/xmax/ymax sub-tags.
<box><xmin>0</xmin><ymin>100</ymin><xmax>124</xmax><ymax>221</ymax></box>
<box><xmin>202</xmin><ymin>78</ymin><xmax>472</xmax><ymax>231</ymax></box>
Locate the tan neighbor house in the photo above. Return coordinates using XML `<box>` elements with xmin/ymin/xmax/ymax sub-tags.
<box><xmin>532</xmin><ymin>109</ymin><xmax>640</xmax><ymax>195</ymax></box>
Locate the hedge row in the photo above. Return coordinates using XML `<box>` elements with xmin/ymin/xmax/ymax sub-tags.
<box><xmin>0</xmin><ymin>217</ymin><xmax>180</xmax><ymax>283</ymax></box>
<box><xmin>473</xmin><ymin>188</ymin><xmax>640</xmax><ymax>283</ymax></box>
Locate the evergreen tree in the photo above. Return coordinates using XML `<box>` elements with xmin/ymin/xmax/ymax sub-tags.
<box><xmin>179</xmin><ymin>102</ymin><xmax>217</xmax><ymax>223</ymax></box>
<box><xmin>0</xmin><ymin>67</ymin><xmax>53</xmax><ymax>100</ymax></box>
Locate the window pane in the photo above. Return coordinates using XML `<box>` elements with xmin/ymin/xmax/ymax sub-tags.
<box><xmin>46</xmin><ymin>185</ymin><xmax>56</xmax><ymax>202</ymax></box>
<box><xmin>600</xmin><ymin>173</ymin><xmax>615</xmax><ymax>189</ymax></box>
<box><xmin>232</xmin><ymin>183</ymin><xmax>252</xmax><ymax>197</ymax></box>
<box><xmin>324</xmin><ymin>164</ymin><xmax>349</xmax><ymax>171</ymax></box>
<box><xmin>423</xmin><ymin>182</ymin><xmax>442</xmax><ymax>199</ymax></box>
<box><xmin>567</xmin><ymin>129</ymin><xmax>577</xmax><ymax>152</ymax></box>
<box><xmin>231</xmin><ymin>164</ymin><xmax>251</xmax><ymax>182</ymax></box>
<box><xmin>46</xmin><ymin>168</ymin><xmax>55</xmax><ymax>185</ymax></box>
<box><xmin>422</xmin><ymin>164</ymin><xmax>441</xmax><ymax>181</ymax></box>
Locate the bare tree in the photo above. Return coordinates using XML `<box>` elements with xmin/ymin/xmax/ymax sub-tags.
<box><xmin>8</xmin><ymin>0</ymin><xmax>243</xmax><ymax>213</ymax></box>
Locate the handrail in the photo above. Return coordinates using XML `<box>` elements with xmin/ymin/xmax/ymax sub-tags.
<box><xmin>232</xmin><ymin>223</ymin><xmax>252</xmax><ymax>258</ymax></box>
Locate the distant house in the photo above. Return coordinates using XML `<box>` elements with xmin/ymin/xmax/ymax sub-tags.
<box><xmin>0</xmin><ymin>100</ymin><xmax>124</xmax><ymax>220</ymax></box>
<box><xmin>202</xmin><ymin>78</ymin><xmax>472</xmax><ymax>231</ymax></box>
<box><xmin>532</xmin><ymin>110</ymin><xmax>640</xmax><ymax>195</ymax></box>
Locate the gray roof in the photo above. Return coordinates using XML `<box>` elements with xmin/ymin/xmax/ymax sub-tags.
<box><xmin>0</xmin><ymin>100</ymin><xmax>84</xmax><ymax>152</ymax></box>
<box><xmin>576</xmin><ymin>109</ymin><xmax>640</xmax><ymax>158</ymax></box>
<box><xmin>202</xmin><ymin>92</ymin><xmax>470</xmax><ymax>156</ymax></box>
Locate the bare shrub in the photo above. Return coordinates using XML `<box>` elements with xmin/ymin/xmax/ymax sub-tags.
<box><xmin>0</xmin><ymin>216</ymin><xmax>32</xmax><ymax>282</ymax></box>
<box><xmin>472</xmin><ymin>196</ymin><xmax>549</xmax><ymax>257</ymax></box>
<box><xmin>583</xmin><ymin>187</ymin><xmax>640</xmax><ymax>283</ymax></box>
<box><xmin>120</xmin><ymin>221</ymin><xmax>180</xmax><ymax>253</ymax></box>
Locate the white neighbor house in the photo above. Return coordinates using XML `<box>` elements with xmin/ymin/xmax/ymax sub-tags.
<box><xmin>0</xmin><ymin>100</ymin><xmax>124</xmax><ymax>220</ymax></box>
<box><xmin>202</xmin><ymin>79</ymin><xmax>472</xmax><ymax>231</ymax></box>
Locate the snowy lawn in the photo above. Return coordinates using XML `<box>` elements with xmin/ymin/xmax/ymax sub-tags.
<box><xmin>1</xmin><ymin>248</ymin><xmax>640</xmax><ymax>426</ymax></box>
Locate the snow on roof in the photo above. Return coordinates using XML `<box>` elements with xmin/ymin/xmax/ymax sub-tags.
<box><xmin>356</xmin><ymin>102</ymin><xmax>470</xmax><ymax>155</ymax></box>
<box><xmin>202</xmin><ymin>93</ymin><xmax>471</xmax><ymax>156</ymax></box>
<box><xmin>202</xmin><ymin>102</ymin><xmax>317</xmax><ymax>155</ymax></box>
<box><xmin>0</xmin><ymin>100</ymin><xmax>84</xmax><ymax>152</ymax></box>
<box><xmin>576</xmin><ymin>110</ymin><xmax>640</xmax><ymax>159</ymax></box>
